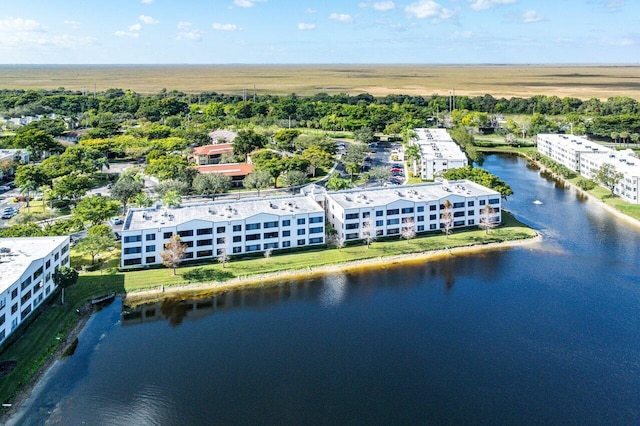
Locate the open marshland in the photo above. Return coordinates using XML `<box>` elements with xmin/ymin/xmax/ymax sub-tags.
<box><xmin>1</xmin><ymin>64</ymin><xmax>639</xmax><ymax>99</ymax></box>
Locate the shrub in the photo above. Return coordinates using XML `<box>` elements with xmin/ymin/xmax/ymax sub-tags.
<box><xmin>576</xmin><ymin>178</ymin><xmax>597</xmax><ymax>191</ymax></box>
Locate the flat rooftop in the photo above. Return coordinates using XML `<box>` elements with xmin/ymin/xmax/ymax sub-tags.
<box><xmin>125</xmin><ymin>195</ymin><xmax>325</xmax><ymax>231</ymax></box>
<box><xmin>327</xmin><ymin>180</ymin><xmax>498</xmax><ymax>210</ymax></box>
<box><xmin>0</xmin><ymin>236</ymin><xmax>68</xmax><ymax>293</ymax></box>
<box><xmin>413</xmin><ymin>128</ymin><xmax>453</xmax><ymax>142</ymax></box>
<box><xmin>581</xmin><ymin>151</ymin><xmax>640</xmax><ymax>177</ymax></box>
<box><xmin>538</xmin><ymin>134</ymin><xmax>614</xmax><ymax>154</ymax></box>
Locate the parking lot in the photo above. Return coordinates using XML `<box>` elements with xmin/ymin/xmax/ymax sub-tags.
<box><xmin>361</xmin><ymin>141</ymin><xmax>407</xmax><ymax>187</ymax></box>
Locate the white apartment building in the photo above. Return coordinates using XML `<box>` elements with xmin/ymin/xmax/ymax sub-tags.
<box><xmin>537</xmin><ymin>134</ymin><xmax>613</xmax><ymax>172</ymax></box>
<box><xmin>0</xmin><ymin>236</ymin><xmax>70</xmax><ymax>344</ymax></box>
<box><xmin>121</xmin><ymin>195</ymin><xmax>326</xmax><ymax>268</ymax></box>
<box><xmin>323</xmin><ymin>180</ymin><xmax>501</xmax><ymax>242</ymax></box>
<box><xmin>0</xmin><ymin>149</ymin><xmax>29</xmax><ymax>179</ymax></box>
<box><xmin>580</xmin><ymin>150</ymin><xmax>640</xmax><ymax>204</ymax></box>
<box><xmin>410</xmin><ymin>128</ymin><xmax>468</xmax><ymax>180</ymax></box>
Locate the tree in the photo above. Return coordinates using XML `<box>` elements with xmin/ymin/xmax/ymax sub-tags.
<box><xmin>243</xmin><ymin>170</ymin><xmax>272</xmax><ymax>195</ymax></box>
<box><xmin>353</xmin><ymin>127</ymin><xmax>375</xmax><ymax>144</ymax></box>
<box><xmin>345</xmin><ymin>161</ymin><xmax>360</xmax><ymax>181</ymax></box>
<box><xmin>326</xmin><ymin>172</ymin><xmax>352</xmax><ymax>191</ymax></box>
<box><xmin>441</xmin><ymin>199</ymin><xmax>453</xmax><ymax>238</ymax></box>
<box><xmin>273</xmin><ymin>129</ymin><xmax>300</xmax><ymax>152</ymax></box>
<box><xmin>233</xmin><ymin>129</ymin><xmax>268</xmax><ymax>159</ymax></box>
<box><xmin>369</xmin><ymin>166</ymin><xmax>392</xmax><ymax>182</ymax></box>
<box><xmin>157</xmin><ymin>179</ymin><xmax>190</xmax><ymax>196</ymax></box>
<box><xmin>162</xmin><ymin>190</ymin><xmax>182</xmax><ymax>208</ymax></box>
<box><xmin>301</xmin><ymin>146</ymin><xmax>333</xmax><ymax>177</ymax></box>
<box><xmin>110</xmin><ymin>174</ymin><xmax>144</xmax><ymax>213</ymax></box>
<box><xmin>161</xmin><ymin>236</ymin><xmax>187</xmax><ymax>275</ymax></box>
<box><xmin>595</xmin><ymin>163</ymin><xmax>624</xmax><ymax>195</ymax></box>
<box><xmin>52</xmin><ymin>266</ymin><xmax>78</xmax><ymax>305</ymax></box>
<box><xmin>443</xmin><ymin>166</ymin><xmax>514</xmax><ymax>199</ymax></box>
<box><xmin>360</xmin><ymin>219</ymin><xmax>376</xmax><ymax>249</ymax></box>
<box><xmin>281</xmin><ymin>170</ymin><xmax>307</xmax><ymax>189</ymax></box>
<box><xmin>73</xmin><ymin>196</ymin><xmax>120</xmax><ymax>225</ymax></box>
<box><xmin>145</xmin><ymin>154</ymin><xmax>190</xmax><ymax>181</ymax></box>
<box><xmin>14</xmin><ymin>129</ymin><xmax>63</xmax><ymax>160</ymax></box>
<box><xmin>192</xmin><ymin>173</ymin><xmax>232</xmax><ymax>200</ymax></box>
<box><xmin>75</xmin><ymin>233</ymin><xmax>113</xmax><ymax>265</ymax></box>
<box><xmin>53</xmin><ymin>173</ymin><xmax>95</xmax><ymax>201</ymax></box>
<box><xmin>479</xmin><ymin>205</ymin><xmax>498</xmax><ymax>234</ymax></box>
<box><xmin>401</xmin><ymin>217</ymin><xmax>416</xmax><ymax>242</ymax></box>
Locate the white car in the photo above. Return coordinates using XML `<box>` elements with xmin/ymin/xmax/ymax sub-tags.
<box><xmin>0</xmin><ymin>185</ymin><xmax>10</xmax><ymax>191</ymax></box>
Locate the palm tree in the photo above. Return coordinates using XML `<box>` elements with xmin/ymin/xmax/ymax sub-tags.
<box><xmin>610</xmin><ymin>131</ymin><xmax>619</xmax><ymax>145</ymax></box>
<box><xmin>19</xmin><ymin>179</ymin><xmax>38</xmax><ymax>212</ymax></box>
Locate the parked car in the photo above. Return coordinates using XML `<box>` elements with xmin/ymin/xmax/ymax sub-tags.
<box><xmin>110</xmin><ymin>217</ymin><xmax>123</xmax><ymax>225</ymax></box>
<box><xmin>1</xmin><ymin>208</ymin><xmax>17</xmax><ymax>219</ymax></box>
<box><xmin>390</xmin><ymin>168</ymin><xmax>403</xmax><ymax>174</ymax></box>
<box><xmin>0</xmin><ymin>185</ymin><xmax>10</xmax><ymax>191</ymax></box>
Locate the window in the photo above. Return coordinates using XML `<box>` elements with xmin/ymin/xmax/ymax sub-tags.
<box><xmin>346</xmin><ymin>223</ymin><xmax>359</xmax><ymax>230</ymax></box>
<box><xmin>163</xmin><ymin>232</ymin><xmax>173</xmax><ymax>239</ymax></box>
<box><xmin>21</xmin><ymin>305</ymin><xmax>32</xmax><ymax>321</ymax></box>
<box><xmin>417</xmin><ymin>225</ymin><xmax>425</xmax><ymax>232</ymax></box>
<box><xmin>453</xmin><ymin>202</ymin><xmax>465</xmax><ymax>208</ymax></box>
<box><xmin>479</xmin><ymin>200</ymin><xmax>486</xmax><ymax>206</ymax></box>
<box><xmin>146</xmin><ymin>256</ymin><xmax>156</xmax><ymax>263</ymax></box>
<box><xmin>21</xmin><ymin>277</ymin><xmax>32</xmax><ymax>291</ymax></box>
<box><xmin>197</xmin><ymin>250</ymin><xmax>213</xmax><ymax>257</ymax></box>
<box><xmin>233</xmin><ymin>247</ymin><xmax>242</xmax><ymax>254</ymax></box>
<box><xmin>376</xmin><ymin>210</ymin><xmax>384</xmax><ymax>217</ymax></box>
<box><xmin>297</xmin><ymin>218</ymin><xmax>306</xmax><ymax>225</ymax></box>
<box><xmin>197</xmin><ymin>228</ymin><xmax>213</xmax><ymax>235</ymax></box>
<box><xmin>417</xmin><ymin>206</ymin><xmax>425</xmax><ymax>212</ymax></box>
<box><xmin>216</xmin><ymin>226</ymin><xmax>226</xmax><ymax>233</ymax></box>
<box><xmin>417</xmin><ymin>216</ymin><xmax>424</xmax><ymax>222</ymax></box>
<box><xmin>297</xmin><ymin>239</ymin><xmax>305</xmax><ymax>245</ymax></box>
<box><xmin>145</xmin><ymin>234</ymin><xmax>156</xmax><ymax>241</ymax></box>
<box><xmin>468</xmin><ymin>219</ymin><xmax>475</xmax><ymax>225</ymax></box>
<box><xmin>309</xmin><ymin>227</ymin><xmax>323</xmax><ymax>234</ymax></box>
<box><xmin>11</xmin><ymin>303</ymin><xmax>17</xmax><ymax>315</ymax></box>
<box><xmin>246</xmin><ymin>223</ymin><xmax>261</xmax><ymax>230</ymax></box>
<box><xmin>309</xmin><ymin>237</ymin><xmax>324</xmax><ymax>244</ymax></box>
<box><xmin>246</xmin><ymin>234</ymin><xmax>260</xmax><ymax>241</ymax></box>
<box><xmin>375</xmin><ymin>220</ymin><xmax>383</xmax><ymax>227</ymax></box>
<box><xmin>297</xmin><ymin>229</ymin><xmax>306</xmax><ymax>235</ymax></box>
<box><xmin>283</xmin><ymin>241</ymin><xmax>291</xmax><ymax>248</ymax></box>
<box><xmin>387</xmin><ymin>228</ymin><xmax>400</xmax><ymax>235</ymax></box>
<box><xmin>21</xmin><ymin>290</ymin><xmax>31</xmax><ymax>305</ymax></box>
<box><xmin>362</xmin><ymin>212</ymin><xmax>370</xmax><ymax>219</ymax></box>
<box><xmin>281</xmin><ymin>220</ymin><xmax>290</xmax><ymax>227</ymax></box>
<box><xmin>54</xmin><ymin>252</ymin><xmax>59</xmax><ymax>261</ymax></box>
<box><xmin>430</xmin><ymin>214</ymin><xmax>437</xmax><ymax>220</ymax></box>
<box><xmin>282</xmin><ymin>230</ymin><xmax>290</xmax><ymax>237</ymax></box>
<box><xmin>310</xmin><ymin>216</ymin><xmax>323</xmax><ymax>223</ymax></box>
<box><xmin>216</xmin><ymin>237</ymin><xmax>225</xmax><ymax>244</ymax></box>
<box><xmin>124</xmin><ymin>247</ymin><xmax>142</xmax><ymax>254</ymax></box>
<box><xmin>61</xmin><ymin>245</ymin><xmax>69</xmax><ymax>254</ymax></box>
<box><xmin>197</xmin><ymin>239</ymin><xmax>212</xmax><ymax>246</ymax></box>
<box><xmin>467</xmin><ymin>210</ymin><xmax>475</xmax><ymax>216</ymax></box>
<box><xmin>454</xmin><ymin>211</ymin><xmax>465</xmax><ymax>217</ymax></box>
<box><xmin>467</xmin><ymin>201</ymin><xmax>474</xmax><ymax>207</ymax></box>
<box><xmin>263</xmin><ymin>242</ymin><xmax>278</xmax><ymax>250</ymax></box>
<box><xmin>386</xmin><ymin>209</ymin><xmax>399</xmax><ymax>215</ymax></box>
<box><xmin>345</xmin><ymin>233</ymin><xmax>358</xmax><ymax>240</ymax></box>
<box><xmin>177</xmin><ymin>230</ymin><xmax>193</xmax><ymax>238</ymax></box>
<box><xmin>263</xmin><ymin>232</ymin><xmax>279</xmax><ymax>239</ymax></box>
<box><xmin>233</xmin><ymin>236</ymin><xmax>242</xmax><ymax>243</ymax></box>
<box><xmin>401</xmin><ymin>207</ymin><xmax>414</xmax><ymax>214</ymax></box>
<box><xmin>429</xmin><ymin>205</ymin><xmax>437</xmax><ymax>211</ymax></box>
<box><xmin>489</xmin><ymin>198</ymin><xmax>500</xmax><ymax>205</ymax></box>
<box><xmin>430</xmin><ymin>224</ymin><xmax>437</xmax><ymax>230</ymax></box>
<box><xmin>454</xmin><ymin>220</ymin><xmax>465</xmax><ymax>226</ymax></box>
<box><xmin>184</xmin><ymin>252</ymin><xmax>194</xmax><ymax>259</ymax></box>
<box><xmin>124</xmin><ymin>235</ymin><xmax>142</xmax><ymax>243</ymax></box>
<box><xmin>245</xmin><ymin>244</ymin><xmax>260</xmax><ymax>252</ymax></box>
<box><xmin>264</xmin><ymin>221</ymin><xmax>279</xmax><ymax>229</ymax></box>
<box><xmin>145</xmin><ymin>245</ymin><xmax>156</xmax><ymax>252</ymax></box>
<box><xmin>233</xmin><ymin>224</ymin><xmax>242</xmax><ymax>232</ymax></box>
<box><xmin>345</xmin><ymin>213</ymin><xmax>359</xmax><ymax>220</ymax></box>
<box><xmin>0</xmin><ymin>299</ymin><xmax>4</xmax><ymax>309</ymax></box>
<box><xmin>387</xmin><ymin>218</ymin><xmax>400</xmax><ymax>225</ymax></box>
<box><xmin>0</xmin><ymin>314</ymin><xmax>4</xmax><ymax>326</ymax></box>
<box><xmin>45</xmin><ymin>259</ymin><xmax>51</xmax><ymax>269</ymax></box>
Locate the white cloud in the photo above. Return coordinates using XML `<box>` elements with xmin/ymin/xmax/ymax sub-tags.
<box><xmin>139</xmin><ymin>15</ymin><xmax>159</xmax><ymax>25</ymax></box>
<box><xmin>0</xmin><ymin>17</ymin><xmax>46</xmax><ymax>32</ymax></box>
<box><xmin>405</xmin><ymin>1</ymin><xmax>455</xmax><ymax>21</ymax></box>
<box><xmin>468</xmin><ymin>0</ymin><xmax>516</xmax><ymax>11</ymax></box>
<box><xmin>233</xmin><ymin>0</ymin><xmax>266</xmax><ymax>8</ymax></box>
<box><xmin>115</xmin><ymin>30</ymin><xmax>140</xmax><ymax>38</ymax></box>
<box><xmin>128</xmin><ymin>23</ymin><xmax>142</xmax><ymax>32</ymax></box>
<box><xmin>141</xmin><ymin>0</ymin><xmax>153</xmax><ymax>3</ymax></box>
<box><xmin>298</xmin><ymin>23</ymin><xmax>316</xmax><ymax>30</ymax></box>
<box><xmin>212</xmin><ymin>23</ymin><xmax>240</xmax><ymax>31</ymax></box>
<box><xmin>329</xmin><ymin>13</ymin><xmax>353</xmax><ymax>23</ymax></box>
<box><xmin>176</xmin><ymin>31</ymin><xmax>203</xmax><ymax>41</ymax></box>
<box><xmin>64</xmin><ymin>20</ymin><xmax>81</xmax><ymax>30</ymax></box>
<box><xmin>522</xmin><ymin>10</ymin><xmax>544</xmax><ymax>23</ymax></box>
<box><xmin>374</xmin><ymin>1</ymin><xmax>396</xmax><ymax>11</ymax></box>
<box><xmin>177</xmin><ymin>21</ymin><xmax>192</xmax><ymax>30</ymax></box>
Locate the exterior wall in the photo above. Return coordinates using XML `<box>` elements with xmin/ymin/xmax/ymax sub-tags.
<box><xmin>0</xmin><ymin>237</ymin><xmax>70</xmax><ymax>345</ymax></box>
<box><xmin>325</xmin><ymin>187</ymin><xmax>501</xmax><ymax>242</ymax></box>
<box><xmin>420</xmin><ymin>157</ymin><xmax>467</xmax><ymax>180</ymax></box>
<box><xmin>121</xmin><ymin>211</ymin><xmax>325</xmax><ymax>268</ymax></box>
<box><xmin>537</xmin><ymin>134</ymin><xmax>612</xmax><ymax>172</ymax></box>
<box><xmin>580</xmin><ymin>153</ymin><xmax>640</xmax><ymax>204</ymax></box>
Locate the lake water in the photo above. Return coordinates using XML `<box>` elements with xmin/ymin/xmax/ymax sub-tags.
<box><xmin>11</xmin><ymin>155</ymin><xmax>640</xmax><ymax>425</ymax></box>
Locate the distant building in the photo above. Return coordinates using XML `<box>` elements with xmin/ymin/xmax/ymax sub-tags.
<box><xmin>195</xmin><ymin>163</ymin><xmax>254</xmax><ymax>187</ymax></box>
<box><xmin>0</xmin><ymin>236</ymin><xmax>70</xmax><ymax>344</ymax></box>
<box><xmin>192</xmin><ymin>144</ymin><xmax>234</xmax><ymax>165</ymax></box>
<box><xmin>410</xmin><ymin>128</ymin><xmax>468</xmax><ymax>180</ymax></box>
<box><xmin>537</xmin><ymin>133</ymin><xmax>640</xmax><ymax>204</ymax></box>
<box><xmin>0</xmin><ymin>149</ymin><xmax>29</xmax><ymax>179</ymax></box>
<box><xmin>208</xmin><ymin>130</ymin><xmax>238</xmax><ymax>144</ymax></box>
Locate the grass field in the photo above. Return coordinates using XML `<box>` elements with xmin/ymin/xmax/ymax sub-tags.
<box><xmin>0</xmin><ymin>64</ymin><xmax>639</xmax><ymax>99</ymax></box>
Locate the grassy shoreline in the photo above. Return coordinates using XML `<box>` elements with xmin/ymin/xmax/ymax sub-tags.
<box><xmin>0</xmin><ymin>212</ymin><xmax>537</xmax><ymax>414</ymax></box>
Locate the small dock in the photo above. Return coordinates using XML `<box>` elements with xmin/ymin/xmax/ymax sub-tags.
<box><xmin>91</xmin><ymin>293</ymin><xmax>116</xmax><ymax>306</ymax></box>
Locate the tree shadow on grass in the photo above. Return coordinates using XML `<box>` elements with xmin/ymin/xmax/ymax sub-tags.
<box><xmin>182</xmin><ymin>267</ymin><xmax>235</xmax><ymax>283</ymax></box>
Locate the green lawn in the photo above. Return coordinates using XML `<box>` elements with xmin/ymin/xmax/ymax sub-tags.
<box><xmin>0</xmin><ymin>212</ymin><xmax>535</xmax><ymax>407</ymax></box>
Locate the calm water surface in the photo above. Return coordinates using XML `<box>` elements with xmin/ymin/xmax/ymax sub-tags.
<box><xmin>12</xmin><ymin>155</ymin><xmax>640</xmax><ymax>425</ymax></box>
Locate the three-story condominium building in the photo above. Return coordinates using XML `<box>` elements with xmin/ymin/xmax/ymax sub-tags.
<box><xmin>323</xmin><ymin>179</ymin><xmax>501</xmax><ymax>242</ymax></box>
<box><xmin>410</xmin><ymin>128</ymin><xmax>468</xmax><ymax>180</ymax></box>
<box><xmin>537</xmin><ymin>134</ymin><xmax>614</xmax><ymax>172</ymax></box>
<box><xmin>0</xmin><ymin>236</ymin><xmax>70</xmax><ymax>344</ymax></box>
<box><xmin>121</xmin><ymin>195</ymin><xmax>326</xmax><ymax>268</ymax></box>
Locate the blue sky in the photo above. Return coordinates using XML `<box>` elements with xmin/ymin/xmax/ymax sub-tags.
<box><xmin>0</xmin><ymin>0</ymin><xmax>637</xmax><ymax>64</ymax></box>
